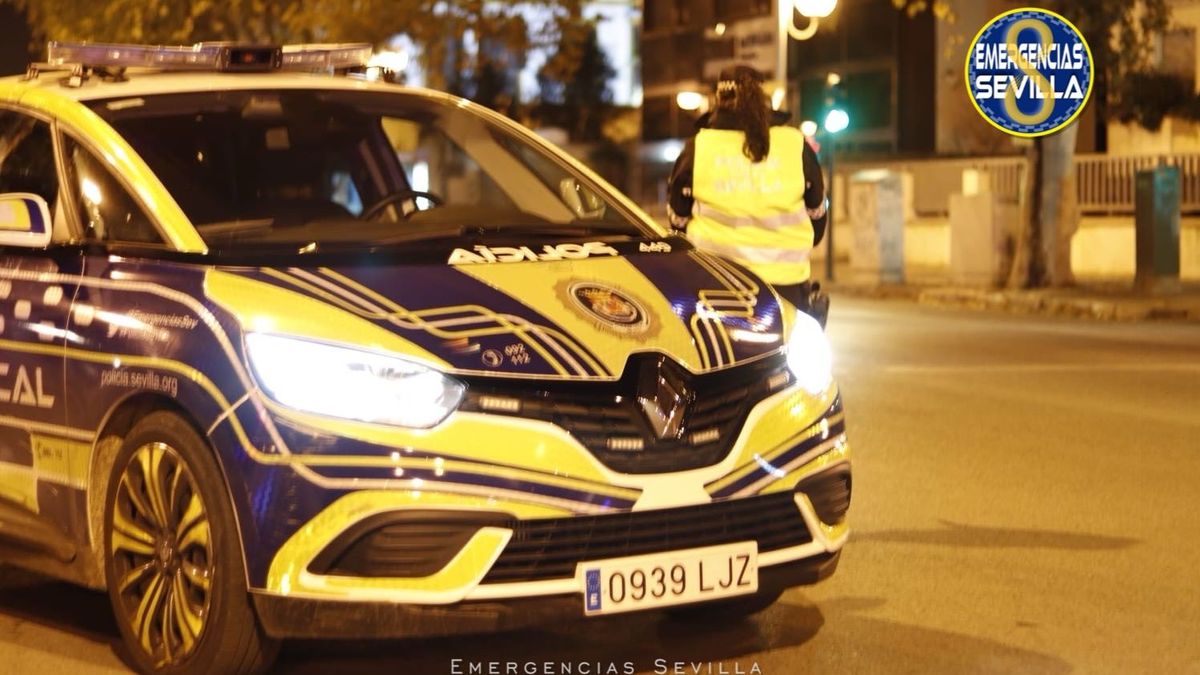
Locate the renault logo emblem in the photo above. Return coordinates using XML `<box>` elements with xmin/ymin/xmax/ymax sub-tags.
<box><xmin>637</xmin><ymin>359</ymin><xmax>692</xmax><ymax>440</ymax></box>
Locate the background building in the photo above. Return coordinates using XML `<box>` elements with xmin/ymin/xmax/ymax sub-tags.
<box><xmin>641</xmin><ymin>0</ymin><xmax>936</xmax><ymax>157</ymax></box>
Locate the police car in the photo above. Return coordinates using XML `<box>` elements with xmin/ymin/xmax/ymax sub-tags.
<box><xmin>0</xmin><ymin>42</ymin><xmax>850</xmax><ymax>674</ymax></box>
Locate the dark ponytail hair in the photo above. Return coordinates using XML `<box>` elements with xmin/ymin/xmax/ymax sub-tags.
<box><xmin>715</xmin><ymin>65</ymin><xmax>771</xmax><ymax>163</ymax></box>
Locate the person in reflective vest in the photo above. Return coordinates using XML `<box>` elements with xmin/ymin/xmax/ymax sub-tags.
<box><xmin>668</xmin><ymin>65</ymin><xmax>828</xmax><ymax>321</ymax></box>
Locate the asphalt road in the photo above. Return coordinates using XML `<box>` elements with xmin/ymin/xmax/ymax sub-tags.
<box><xmin>2</xmin><ymin>298</ymin><xmax>1198</xmax><ymax>674</ymax></box>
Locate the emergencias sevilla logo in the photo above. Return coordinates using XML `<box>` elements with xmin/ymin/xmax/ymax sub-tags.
<box><xmin>966</xmin><ymin>8</ymin><xmax>1093</xmax><ymax>137</ymax></box>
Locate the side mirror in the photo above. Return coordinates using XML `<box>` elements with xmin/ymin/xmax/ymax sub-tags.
<box><xmin>0</xmin><ymin>193</ymin><xmax>52</xmax><ymax>248</ymax></box>
<box><xmin>559</xmin><ymin>178</ymin><xmax>607</xmax><ymax>220</ymax></box>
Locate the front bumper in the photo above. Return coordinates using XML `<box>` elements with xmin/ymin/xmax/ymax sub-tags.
<box><xmin>241</xmin><ymin>378</ymin><xmax>849</xmax><ymax>619</ymax></box>
<box><xmin>251</xmin><ymin>550</ymin><xmax>841</xmax><ymax>639</ymax></box>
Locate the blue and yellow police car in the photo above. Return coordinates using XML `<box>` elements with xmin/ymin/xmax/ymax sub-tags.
<box><xmin>0</xmin><ymin>42</ymin><xmax>850</xmax><ymax>674</ymax></box>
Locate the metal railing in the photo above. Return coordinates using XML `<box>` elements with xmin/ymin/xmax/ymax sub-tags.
<box><xmin>1075</xmin><ymin>153</ymin><xmax>1200</xmax><ymax>213</ymax></box>
<box><xmin>834</xmin><ymin>152</ymin><xmax>1200</xmax><ymax>216</ymax></box>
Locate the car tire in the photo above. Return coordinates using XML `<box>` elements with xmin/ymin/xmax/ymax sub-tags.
<box><xmin>103</xmin><ymin>410</ymin><xmax>279</xmax><ymax>674</ymax></box>
<box><xmin>665</xmin><ymin>588</ymin><xmax>783</xmax><ymax>623</ymax></box>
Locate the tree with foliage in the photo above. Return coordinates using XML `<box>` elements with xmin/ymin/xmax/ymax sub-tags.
<box><xmin>3</xmin><ymin>0</ymin><xmax>301</xmax><ymax>43</ymax></box>
<box><xmin>897</xmin><ymin>0</ymin><xmax>1176</xmax><ymax>288</ymax></box>
<box><xmin>538</xmin><ymin>19</ymin><xmax>615</xmax><ymax>141</ymax></box>
<box><xmin>5</xmin><ymin>0</ymin><xmax>584</xmax><ymax>95</ymax></box>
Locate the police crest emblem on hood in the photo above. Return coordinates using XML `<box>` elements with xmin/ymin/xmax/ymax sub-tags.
<box><xmin>567</xmin><ymin>282</ymin><xmax>651</xmax><ymax>335</ymax></box>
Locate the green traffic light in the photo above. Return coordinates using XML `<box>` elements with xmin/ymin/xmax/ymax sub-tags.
<box><xmin>824</xmin><ymin>108</ymin><xmax>849</xmax><ymax>134</ymax></box>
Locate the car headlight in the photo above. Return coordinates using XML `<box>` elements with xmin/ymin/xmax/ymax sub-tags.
<box><xmin>785</xmin><ymin>313</ymin><xmax>833</xmax><ymax>395</ymax></box>
<box><xmin>244</xmin><ymin>333</ymin><xmax>465</xmax><ymax>428</ymax></box>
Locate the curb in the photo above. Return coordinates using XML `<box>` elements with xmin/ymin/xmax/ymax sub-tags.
<box><xmin>829</xmin><ymin>285</ymin><xmax>1200</xmax><ymax>322</ymax></box>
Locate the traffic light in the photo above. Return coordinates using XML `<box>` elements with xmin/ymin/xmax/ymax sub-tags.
<box><xmin>822</xmin><ymin>72</ymin><xmax>849</xmax><ymax>134</ymax></box>
<box><xmin>824</xmin><ymin>108</ymin><xmax>849</xmax><ymax>134</ymax></box>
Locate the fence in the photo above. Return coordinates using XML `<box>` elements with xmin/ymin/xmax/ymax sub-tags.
<box><xmin>1075</xmin><ymin>153</ymin><xmax>1200</xmax><ymax>213</ymax></box>
<box><xmin>835</xmin><ymin>152</ymin><xmax>1200</xmax><ymax>217</ymax></box>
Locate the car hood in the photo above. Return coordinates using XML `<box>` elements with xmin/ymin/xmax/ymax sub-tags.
<box><xmin>207</xmin><ymin>244</ymin><xmax>790</xmax><ymax>380</ymax></box>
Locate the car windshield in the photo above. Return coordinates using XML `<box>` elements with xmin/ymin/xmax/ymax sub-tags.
<box><xmin>87</xmin><ymin>88</ymin><xmax>651</xmax><ymax>250</ymax></box>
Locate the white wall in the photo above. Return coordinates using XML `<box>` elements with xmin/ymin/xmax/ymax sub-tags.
<box><xmin>843</xmin><ymin>216</ymin><xmax>1200</xmax><ymax>282</ymax></box>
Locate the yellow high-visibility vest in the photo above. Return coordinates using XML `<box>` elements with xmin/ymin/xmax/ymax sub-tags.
<box><xmin>689</xmin><ymin>126</ymin><xmax>813</xmax><ymax>285</ymax></box>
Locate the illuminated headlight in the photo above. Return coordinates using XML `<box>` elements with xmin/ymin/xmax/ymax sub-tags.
<box><xmin>785</xmin><ymin>313</ymin><xmax>833</xmax><ymax>395</ymax></box>
<box><xmin>244</xmin><ymin>334</ymin><xmax>465</xmax><ymax>428</ymax></box>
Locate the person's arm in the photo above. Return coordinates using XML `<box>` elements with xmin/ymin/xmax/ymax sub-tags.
<box><xmin>667</xmin><ymin>138</ymin><xmax>696</xmax><ymax>231</ymax></box>
<box><xmin>802</xmin><ymin>140</ymin><xmax>828</xmax><ymax>245</ymax></box>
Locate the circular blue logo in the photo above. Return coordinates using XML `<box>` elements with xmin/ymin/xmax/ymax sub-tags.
<box><xmin>966</xmin><ymin>8</ymin><xmax>1093</xmax><ymax>137</ymax></box>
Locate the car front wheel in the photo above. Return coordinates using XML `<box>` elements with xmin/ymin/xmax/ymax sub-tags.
<box><xmin>104</xmin><ymin>411</ymin><xmax>278</xmax><ymax>674</ymax></box>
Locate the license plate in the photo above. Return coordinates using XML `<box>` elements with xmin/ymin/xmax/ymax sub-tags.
<box><xmin>579</xmin><ymin>542</ymin><xmax>758</xmax><ymax>616</ymax></box>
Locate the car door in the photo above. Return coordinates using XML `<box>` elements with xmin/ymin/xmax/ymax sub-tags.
<box><xmin>0</xmin><ymin>105</ymin><xmax>87</xmax><ymax>558</ymax></box>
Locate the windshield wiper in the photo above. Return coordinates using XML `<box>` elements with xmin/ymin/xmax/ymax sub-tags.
<box><xmin>196</xmin><ymin>218</ymin><xmax>274</xmax><ymax>234</ymax></box>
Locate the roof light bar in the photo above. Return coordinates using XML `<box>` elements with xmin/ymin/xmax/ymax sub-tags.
<box><xmin>43</xmin><ymin>41</ymin><xmax>372</xmax><ymax>74</ymax></box>
<box><xmin>282</xmin><ymin>44</ymin><xmax>374</xmax><ymax>72</ymax></box>
<box><xmin>47</xmin><ymin>42</ymin><xmax>227</xmax><ymax>71</ymax></box>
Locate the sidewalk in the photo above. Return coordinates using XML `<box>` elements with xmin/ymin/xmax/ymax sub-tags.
<box><xmin>643</xmin><ymin>211</ymin><xmax>1200</xmax><ymax>321</ymax></box>
<box><xmin>827</xmin><ymin>279</ymin><xmax>1200</xmax><ymax>321</ymax></box>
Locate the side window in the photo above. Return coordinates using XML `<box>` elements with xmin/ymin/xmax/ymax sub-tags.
<box><xmin>61</xmin><ymin>136</ymin><xmax>163</xmax><ymax>244</ymax></box>
<box><xmin>0</xmin><ymin>109</ymin><xmax>60</xmax><ymax>208</ymax></box>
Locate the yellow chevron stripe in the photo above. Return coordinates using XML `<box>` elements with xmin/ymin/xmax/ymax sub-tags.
<box><xmin>267</xmin><ymin>401</ymin><xmax>639</xmax><ymax>501</ymax></box>
<box><xmin>319</xmin><ymin>265</ymin><xmax>604</xmax><ymax>374</ymax></box>
<box><xmin>310</xmin><ymin>268</ymin><xmax>573</xmax><ymax>376</ymax></box>
<box><xmin>317</xmin><ymin>267</ymin><xmax>595</xmax><ymax>377</ymax></box>
<box><xmin>456</xmin><ymin>256</ymin><xmax>704</xmax><ymax>375</ymax></box>
<box><xmin>706</xmin><ymin>412</ymin><xmax>846</xmax><ymax>494</ymax></box>
<box><xmin>705</xmin><ymin>386</ymin><xmax>841</xmax><ymax>494</ymax></box>
<box><xmin>204</xmin><ymin>270</ymin><xmax>450</xmax><ymax>370</ymax></box>
<box><xmin>759</xmin><ymin>450</ymin><xmax>851</xmax><ymax>499</ymax></box>
<box><xmin>689</xmin><ymin>314</ymin><xmax>714</xmax><ymax>369</ymax></box>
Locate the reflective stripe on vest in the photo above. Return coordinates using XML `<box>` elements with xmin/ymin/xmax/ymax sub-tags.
<box><xmin>686</xmin><ymin>230</ymin><xmax>812</xmax><ymax>265</ymax></box>
<box><xmin>694</xmin><ymin>202</ymin><xmax>810</xmax><ymax>231</ymax></box>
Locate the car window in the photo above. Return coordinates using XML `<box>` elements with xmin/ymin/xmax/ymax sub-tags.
<box><xmin>61</xmin><ymin>136</ymin><xmax>163</xmax><ymax>244</ymax></box>
<box><xmin>0</xmin><ymin>109</ymin><xmax>60</xmax><ymax>208</ymax></box>
<box><xmin>97</xmin><ymin>93</ymin><xmax>383</xmax><ymax>230</ymax></box>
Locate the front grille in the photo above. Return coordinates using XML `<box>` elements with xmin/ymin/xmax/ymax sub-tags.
<box><xmin>796</xmin><ymin>466</ymin><xmax>852</xmax><ymax>525</ymax></box>
<box><xmin>460</xmin><ymin>355</ymin><xmax>790</xmax><ymax>474</ymax></box>
<box><xmin>481</xmin><ymin>492</ymin><xmax>811</xmax><ymax>584</ymax></box>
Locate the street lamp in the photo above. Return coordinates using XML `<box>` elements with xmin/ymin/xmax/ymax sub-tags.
<box><xmin>776</xmin><ymin>0</ymin><xmax>839</xmax><ymax>105</ymax></box>
<box><xmin>773</xmin><ymin>0</ymin><xmax>841</xmax><ymax>281</ymax></box>
<box><xmin>675</xmin><ymin>91</ymin><xmax>705</xmax><ymax>112</ymax></box>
